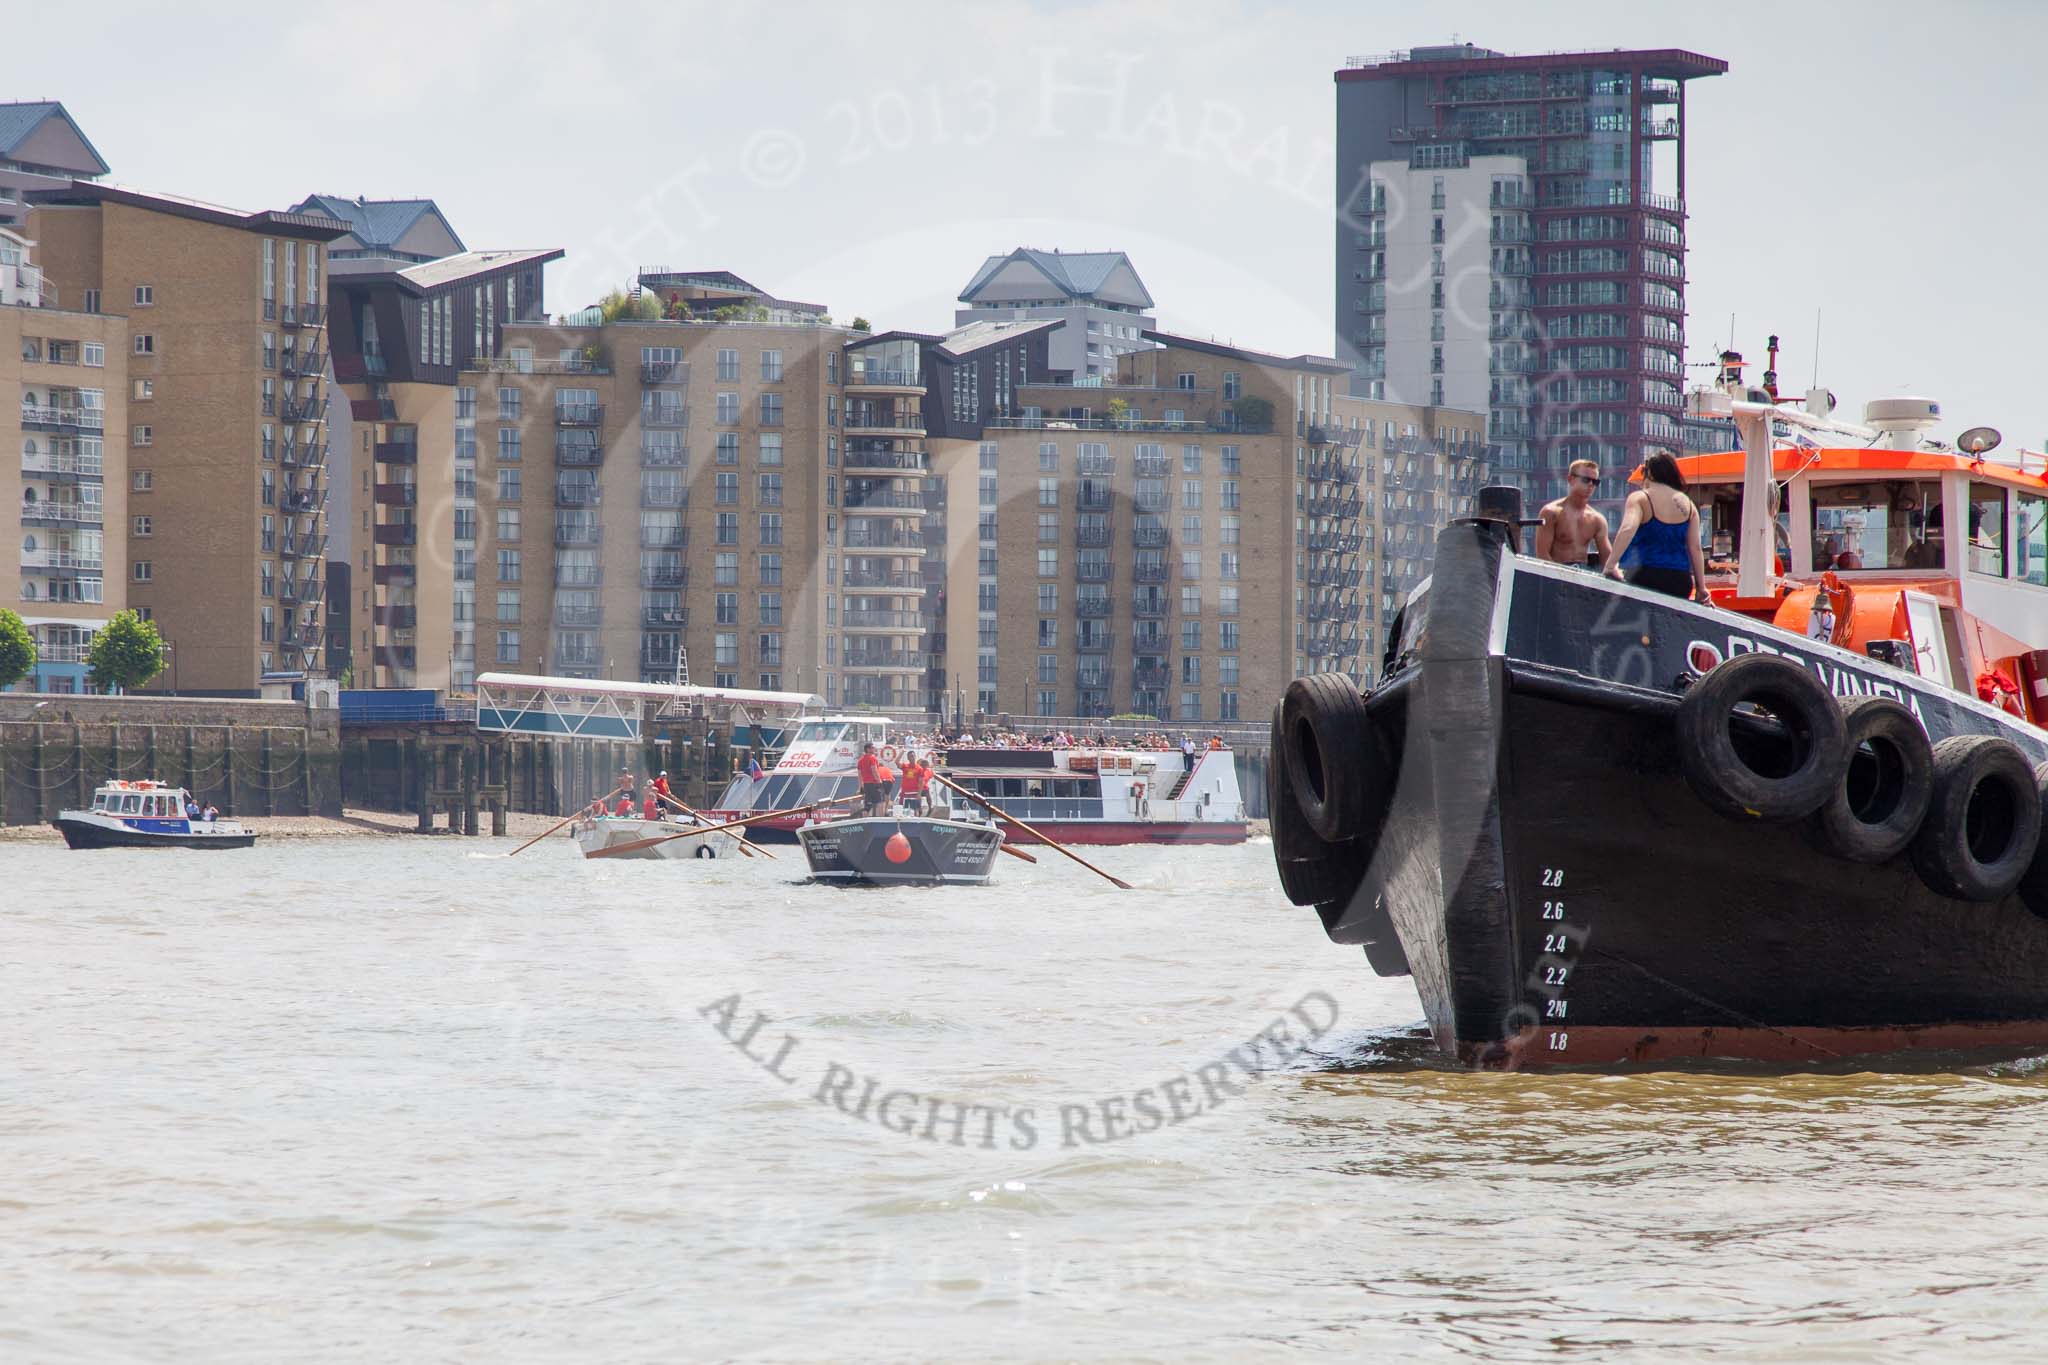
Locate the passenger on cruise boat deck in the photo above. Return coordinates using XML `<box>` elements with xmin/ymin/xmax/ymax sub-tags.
<box><xmin>1537</xmin><ymin>459</ymin><xmax>1613</xmax><ymax>568</ymax></box>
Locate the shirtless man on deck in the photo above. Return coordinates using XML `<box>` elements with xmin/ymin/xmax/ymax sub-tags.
<box><xmin>1536</xmin><ymin>459</ymin><xmax>1613</xmax><ymax>567</ymax></box>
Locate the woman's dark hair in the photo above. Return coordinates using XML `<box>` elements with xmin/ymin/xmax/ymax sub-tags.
<box><xmin>1642</xmin><ymin>450</ymin><xmax>1686</xmax><ymax>491</ymax></box>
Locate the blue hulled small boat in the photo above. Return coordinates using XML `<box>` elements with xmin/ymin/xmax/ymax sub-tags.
<box><xmin>55</xmin><ymin>780</ymin><xmax>258</xmax><ymax>850</ymax></box>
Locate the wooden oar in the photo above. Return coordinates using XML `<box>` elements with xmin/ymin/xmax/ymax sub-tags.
<box><xmin>930</xmin><ymin>772</ymin><xmax>1129</xmax><ymax>889</ymax></box>
<box><xmin>583</xmin><ymin>798</ymin><xmax>856</xmax><ymax>859</ymax></box>
<box><xmin>654</xmin><ymin>787</ymin><xmax>775</xmax><ymax>860</ymax></box>
<box><xmin>508</xmin><ymin>786</ymin><xmax>622</xmax><ymax>857</ymax></box>
<box><xmin>998</xmin><ymin>843</ymin><xmax>1039</xmax><ymax>865</ymax></box>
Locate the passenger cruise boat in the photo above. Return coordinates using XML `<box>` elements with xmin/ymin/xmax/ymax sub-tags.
<box><xmin>1270</xmin><ymin>366</ymin><xmax>2048</xmax><ymax>1068</ymax></box>
<box><xmin>56</xmin><ymin>780</ymin><xmax>257</xmax><ymax>850</ymax></box>
<box><xmin>710</xmin><ymin>715</ymin><xmax>1247</xmax><ymax>845</ymax></box>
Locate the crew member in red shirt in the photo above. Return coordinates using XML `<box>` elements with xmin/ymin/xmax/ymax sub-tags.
<box><xmin>898</xmin><ymin>752</ymin><xmax>932</xmax><ymax>814</ymax></box>
<box><xmin>857</xmin><ymin>742</ymin><xmax>886</xmax><ymax>815</ymax></box>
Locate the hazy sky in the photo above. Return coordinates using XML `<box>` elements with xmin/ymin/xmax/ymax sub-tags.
<box><xmin>16</xmin><ymin>0</ymin><xmax>2044</xmax><ymax>448</ymax></box>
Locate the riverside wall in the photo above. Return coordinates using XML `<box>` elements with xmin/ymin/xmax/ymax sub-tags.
<box><xmin>0</xmin><ymin>694</ymin><xmax>342</xmax><ymax>824</ymax></box>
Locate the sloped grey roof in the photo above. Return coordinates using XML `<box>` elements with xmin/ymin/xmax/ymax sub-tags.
<box><xmin>938</xmin><ymin>318</ymin><xmax>1061</xmax><ymax>357</ymax></box>
<box><xmin>395</xmin><ymin>248</ymin><xmax>562</xmax><ymax>291</ymax></box>
<box><xmin>291</xmin><ymin>195</ymin><xmax>465</xmax><ymax>252</ymax></box>
<box><xmin>0</xmin><ymin>101</ymin><xmax>111</xmax><ymax>176</ymax></box>
<box><xmin>959</xmin><ymin>248</ymin><xmax>1153</xmax><ymax>307</ymax></box>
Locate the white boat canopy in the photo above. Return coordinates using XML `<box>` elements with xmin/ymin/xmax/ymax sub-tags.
<box><xmin>474</xmin><ymin>672</ymin><xmax>823</xmax><ymax>741</ymax></box>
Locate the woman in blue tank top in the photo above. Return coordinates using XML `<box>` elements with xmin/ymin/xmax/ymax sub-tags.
<box><xmin>1602</xmin><ymin>451</ymin><xmax>1708</xmax><ymax>601</ymax></box>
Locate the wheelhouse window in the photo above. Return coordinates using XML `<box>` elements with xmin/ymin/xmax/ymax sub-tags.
<box><xmin>2018</xmin><ymin>493</ymin><xmax>2048</xmax><ymax>586</ymax></box>
<box><xmin>1697</xmin><ymin>481</ymin><xmax>1790</xmax><ymax>570</ymax></box>
<box><xmin>1968</xmin><ymin>482</ymin><xmax>2008</xmax><ymax>578</ymax></box>
<box><xmin>1810</xmin><ymin>479</ymin><xmax>1943</xmax><ymax>572</ymax></box>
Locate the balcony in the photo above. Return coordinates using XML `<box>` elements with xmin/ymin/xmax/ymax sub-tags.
<box><xmin>843</xmin><ymin>609</ymin><xmax>922</xmax><ymax>630</ymax></box>
<box><xmin>283</xmin><ymin>440</ymin><xmax>329</xmax><ymax>471</ymax></box>
<box><xmin>379</xmin><ymin>645</ymin><xmax>418</xmax><ymax>671</ymax></box>
<box><xmin>842</xmin><ymin>649</ymin><xmax>922</xmax><ymax>670</ymax></box>
<box><xmin>640</xmin><ymin>360</ymin><xmax>691</xmax><ymax>385</ymax></box>
<box><xmin>1304</xmin><ymin>461</ymin><xmax>1359</xmax><ymax>486</ymax></box>
<box><xmin>1307</xmin><ymin>496</ymin><xmax>1363</xmax><ymax>520</ymax></box>
<box><xmin>1075</xmin><ymin>562</ymin><xmax>1113</xmax><ymax>583</ymax></box>
<box><xmin>1076</xmin><ymin>594</ymin><xmax>1111</xmax><ymax>618</ymax></box>
<box><xmin>1131</xmin><ymin>594</ymin><xmax>1167</xmax><ymax>618</ymax></box>
<box><xmin>843</xmin><ymin>530</ymin><xmax>923</xmax><ymax>550</ymax></box>
<box><xmin>1076</xmin><ymin>632</ymin><xmax>1114</xmax><ymax>654</ymax></box>
<box><xmin>374</xmin><ymin>524</ymin><xmax>417</xmax><ymax>547</ymax></box>
<box><xmin>1132</xmin><ymin>664</ymin><xmax>1170</xmax><ymax>688</ymax></box>
<box><xmin>282</xmin><ymin>395</ymin><xmax>323</xmax><ymax>424</ymax></box>
<box><xmin>372</xmin><ymin>563</ymin><xmax>414</xmax><ymax>586</ymax></box>
<box><xmin>1131</xmin><ymin>526</ymin><xmax>1169</xmax><ymax>548</ymax></box>
<box><xmin>848</xmin><ymin>368</ymin><xmax>923</xmax><ymax>389</ymax></box>
<box><xmin>19</xmin><ymin>451</ymin><xmax>102</xmax><ymax>481</ymax></box>
<box><xmin>19</xmin><ymin>404</ymin><xmax>103</xmax><ymax>432</ymax></box>
<box><xmin>641</xmin><ymin>405</ymin><xmax>688</xmax><ymax>428</ymax></box>
<box><xmin>1132</xmin><ymin>494</ymin><xmax>1168</xmax><ymax>514</ymax></box>
<box><xmin>19</xmin><ymin>500</ymin><xmax>101</xmax><ymax>527</ymax></box>
<box><xmin>845</xmin><ymin>489</ymin><xmax>925</xmax><ymax>513</ymax></box>
<box><xmin>842</xmin><ymin>445</ymin><xmax>927</xmax><ymax>472</ymax></box>
<box><xmin>1307</xmin><ymin>531</ymin><xmax>1364</xmax><ymax>554</ymax></box>
<box><xmin>556</xmin><ymin>403</ymin><xmax>604</xmax><ymax>427</ymax></box>
<box><xmin>554</xmin><ymin>649</ymin><xmax>602</xmax><ymax>670</ymax></box>
<box><xmin>282</xmin><ymin>532</ymin><xmax>328</xmax><ymax>560</ymax></box>
<box><xmin>282</xmin><ymin>349</ymin><xmax>324</xmax><ymax>378</ymax></box>
<box><xmin>555</xmin><ymin>566</ymin><xmax>603</xmax><ymax>587</ymax></box>
<box><xmin>1076</xmin><ymin>454</ymin><xmax>1115</xmax><ymax>476</ymax></box>
<box><xmin>640</xmin><ymin>566</ymin><xmax>688</xmax><ymax>589</ymax></box>
<box><xmin>374</xmin><ymin>605</ymin><xmax>418</xmax><ymax>629</ymax></box>
<box><xmin>555</xmin><ymin>525</ymin><xmax>600</xmax><ymax>547</ymax></box>
<box><xmin>640</xmin><ymin>487</ymin><xmax>688</xmax><ymax>508</ymax></box>
<box><xmin>642</xmin><ymin>607</ymin><xmax>689</xmax><ymax>628</ymax></box>
<box><xmin>843</xmin><ymin>411</ymin><xmax>926</xmax><ymax>435</ymax></box>
<box><xmin>555</xmin><ymin>483</ymin><xmax>601</xmax><ymax>507</ymax></box>
<box><xmin>1131</xmin><ymin>563</ymin><xmax>1168</xmax><ymax>583</ymax></box>
<box><xmin>557</xmin><ymin>438</ymin><xmax>602</xmax><ymax>467</ymax></box>
<box><xmin>1074</xmin><ymin>526</ymin><xmax>1111</xmax><ymax>548</ymax></box>
<box><xmin>283</xmin><ymin>487</ymin><xmax>329</xmax><ymax>515</ymax></box>
<box><xmin>280</xmin><ymin>303</ymin><xmax>325</xmax><ymax>329</ymax></box>
<box><xmin>555</xmin><ymin>605</ymin><xmax>603</xmax><ymax>627</ymax></box>
<box><xmin>844</xmin><ymin>568</ymin><xmax>922</xmax><ymax>589</ymax></box>
<box><xmin>21</xmin><ymin>549</ymin><xmax>104</xmax><ymax>574</ymax></box>
<box><xmin>374</xmin><ymin>482</ymin><xmax>417</xmax><ymax>507</ymax></box>
<box><xmin>374</xmin><ymin>439</ymin><xmax>417</xmax><ymax>465</ymax></box>
<box><xmin>1133</xmin><ymin>455</ymin><xmax>1169</xmax><ymax>479</ymax></box>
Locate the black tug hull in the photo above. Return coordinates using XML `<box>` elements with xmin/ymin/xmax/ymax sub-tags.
<box><xmin>798</xmin><ymin>816</ymin><xmax>1004</xmax><ymax>886</ymax></box>
<box><xmin>1319</xmin><ymin>523</ymin><xmax>2048</xmax><ymax>1068</ymax></box>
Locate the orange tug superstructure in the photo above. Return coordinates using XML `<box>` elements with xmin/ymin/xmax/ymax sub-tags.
<box><xmin>1659</xmin><ymin>440</ymin><xmax>2048</xmax><ymax>725</ymax></box>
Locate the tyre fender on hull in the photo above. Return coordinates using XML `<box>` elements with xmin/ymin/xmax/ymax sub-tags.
<box><xmin>1269</xmin><ymin>700</ymin><xmax>1369</xmax><ymax>907</ymax></box>
<box><xmin>1279</xmin><ymin>673</ymin><xmax>1395</xmax><ymax>845</ymax></box>
<box><xmin>1911</xmin><ymin>735</ymin><xmax>2042</xmax><ymax>903</ymax></box>
<box><xmin>1807</xmin><ymin>696</ymin><xmax>1934</xmax><ymax>865</ymax></box>
<box><xmin>1676</xmin><ymin>652</ymin><xmax>1848</xmax><ymax>821</ymax></box>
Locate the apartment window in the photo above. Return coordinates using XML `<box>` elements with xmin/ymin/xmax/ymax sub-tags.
<box><xmin>1181</xmin><ymin>620</ymin><xmax>1202</xmax><ymax>651</ymax></box>
<box><xmin>757</xmin><ymin>592</ymin><xmax>783</xmax><ymax>626</ymax></box>
<box><xmin>1036</xmin><ymin>477</ymin><xmax>1058</xmax><ymax>508</ymax></box>
<box><xmin>1038</xmin><ymin>512</ymin><xmax>1058</xmax><ymax>543</ymax></box>
<box><xmin>132</xmin><ymin>424</ymin><xmax>152</xmax><ymax>447</ymax></box>
<box><xmin>133</xmin><ymin>334</ymin><xmax>155</xmax><ymax>355</ymax></box>
<box><xmin>496</xmin><ymin>630</ymin><xmax>521</xmax><ymax>664</ymax></box>
<box><xmin>498</xmin><ymin>467</ymin><xmax>521</xmax><ymax>500</ymax></box>
<box><xmin>1221</xmin><ymin>514</ymin><xmax>1240</xmax><ymax>545</ymax></box>
<box><xmin>496</xmin><ymin>508</ymin><xmax>521</xmax><ymax>541</ymax></box>
<box><xmin>1038</xmin><ymin>654</ymin><xmax>1059</xmax><ymax>684</ymax></box>
<box><xmin>132</xmin><ymin>379</ymin><xmax>152</xmax><ymax>401</ymax></box>
<box><xmin>979</xmin><ymin>511</ymin><xmax>998</xmax><ymax>544</ymax></box>
<box><xmin>716</xmin><ymin>513</ymin><xmax>739</xmax><ymax>545</ymax></box>
<box><xmin>497</xmin><ymin>387</ymin><xmax>522</xmax><ymax>419</ymax></box>
<box><xmin>978</xmin><ymin>475</ymin><xmax>999</xmax><ymax>508</ymax></box>
<box><xmin>1032</xmin><ymin>583</ymin><xmax>1055</xmax><ymax>614</ymax></box>
<box><xmin>497</xmin><ymin>549</ymin><xmax>522</xmax><ymax>582</ymax></box>
<box><xmin>134</xmin><ymin>285</ymin><xmax>155</xmax><ymax>307</ymax></box>
<box><xmin>715</xmin><ymin>472</ymin><xmax>739</xmax><ymax>504</ymax></box>
<box><xmin>132</xmin><ymin>561</ymin><xmax>153</xmax><ymax>582</ymax></box>
<box><xmin>455</xmin><ymin>386</ymin><xmax>477</xmax><ymax>420</ymax></box>
<box><xmin>1219</xmin><ymin>585</ymin><xmax>1239</xmax><ymax>614</ymax></box>
<box><xmin>760</xmin><ymin>553</ymin><xmax>782</xmax><ymax>585</ymax></box>
<box><xmin>758</xmin><ymin>473</ymin><xmax>783</xmax><ymax>505</ymax></box>
<box><xmin>1039</xmin><ymin>442</ymin><xmax>1059</xmax><ymax>473</ymax></box>
<box><xmin>979</xmin><ymin>442</ymin><xmax>999</xmax><ymax>471</ymax></box>
<box><xmin>83</xmin><ymin>343</ymin><xmax>104</xmax><ymax>368</ymax></box>
<box><xmin>133</xmin><ymin>515</ymin><xmax>152</xmax><ymax>537</ymax></box>
<box><xmin>1181</xmin><ymin>515</ymin><xmax>1202</xmax><ymax>545</ymax></box>
<box><xmin>759</xmin><ymin>433</ymin><xmax>783</xmax><ymax>466</ymax></box>
<box><xmin>759</xmin><ymin>513</ymin><xmax>782</xmax><ymax>545</ymax></box>
<box><xmin>261</xmin><ymin>470</ymin><xmax>275</xmax><ymax>506</ymax></box>
<box><xmin>1038</xmin><ymin>548</ymin><xmax>1057</xmax><ymax>576</ymax></box>
<box><xmin>498</xmin><ymin>429</ymin><xmax>522</xmax><ymax>461</ymax></box>
<box><xmin>714</xmin><ymin>633</ymin><xmax>739</xmax><ymax>666</ymax></box>
<box><xmin>1182</xmin><ymin>445</ymin><xmax>1203</xmax><ymax>474</ymax></box>
<box><xmin>1037</xmin><ymin>618</ymin><xmax>1058</xmax><ymax>647</ymax></box>
<box><xmin>1179</xmin><ymin>690</ymin><xmax>1202</xmax><ymax>721</ymax></box>
<box><xmin>454</xmin><ymin>507</ymin><xmax>478</xmax><ymax>541</ymax></box>
<box><xmin>715</xmin><ymin>593</ymin><xmax>739</xmax><ymax>625</ymax></box>
<box><xmin>1220</xmin><ymin>621</ymin><xmax>1240</xmax><ymax>650</ymax></box>
<box><xmin>454</xmin><ymin>547</ymin><xmax>475</xmax><ymax>582</ymax></box>
<box><xmin>1182</xmin><ymin>479</ymin><xmax>1203</xmax><ymax>510</ymax></box>
<box><xmin>759</xmin><ymin>393</ymin><xmax>783</xmax><ymax>426</ymax></box>
<box><xmin>1220</xmin><ymin>445</ymin><xmax>1241</xmax><ymax>476</ymax></box>
<box><xmin>132</xmin><ymin>469</ymin><xmax>153</xmax><ymax>491</ymax></box>
<box><xmin>1219</xmin><ymin>552</ymin><xmax>1240</xmax><ymax>580</ymax></box>
<box><xmin>1181</xmin><ymin>653</ymin><xmax>1201</xmax><ymax>684</ymax></box>
<box><xmin>716</xmin><ymin>393</ymin><xmax>739</xmax><ymax>423</ymax></box>
<box><xmin>260</xmin><ymin>562</ymin><xmax>274</xmax><ymax>597</ymax></box>
<box><xmin>716</xmin><ymin>348</ymin><xmax>739</xmax><ymax>381</ymax></box>
<box><xmin>261</xmin><ymin>606</ymin><xmax>275</xmax><ymax>643</ymax></box>
<box><xmin>1181</xmin><ymin>585</ymin><xmax>1202</xmax><ymax>615</ymax></box>
<box><xmin>83</xmin><ymin>288</ymin><xmax>100</xmax><ymax>315</ymax></box>
<box><xmin>760</xmin><ymin>350</ymin><xmax>783</xmax><ymax>382</ymax></box>
<box><xmin>759</xmin><ymin>634</ymin><xmax>782</xmax><ymax>666</ymax></box>
<box><xmin>1176</xmin><ymin>372</ymin><xmax>1196</xmax><ymax>390</ymax></box>
<box><xmin>491</xmin><ymin>590</ymin><xmax>518</xmax><ymax>623</ymax></box>
<box><xmin>1181</xmin><ymin>550</ymin><xmax>1200</xmax><ymax>579</ymax></box>
<box><xmin>260</xmin><ymin>378</ymin><xmax>275</xmax><ymax>416</ymax></box>
<box><xmin>714</xmin><ymin>552</ymin><xmax>739</xmax><ymax>586</ymax></box>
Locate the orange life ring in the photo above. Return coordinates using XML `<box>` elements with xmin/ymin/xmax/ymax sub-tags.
<box><xmin>881</xmin><ymin>745</ymin><xmax>899</xmax><ymax>763</ymax></box>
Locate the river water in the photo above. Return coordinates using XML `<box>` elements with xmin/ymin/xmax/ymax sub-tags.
<box><xmin>8</xmin><ymin>835</ymin><xmax>2048</xmax><ymax>1361</ymax></box>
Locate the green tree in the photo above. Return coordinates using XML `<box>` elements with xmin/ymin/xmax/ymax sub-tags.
<box><xmin>850</xmin><ymin>316</ymin><xmax>872</xmax><ymax>333</ymax></box>
<box><xmin>597</xmin><ymin>289</ymin><xmax>661</xmax><ymax>324</ymax></box>
<box><xmin>84</xmin><ymin>610</ymin><xmax>165</xmax><ymax>694</ymax></box>
<box><xmin>1231</xmin><ymin>395</ymin><xmax>1275</xmax><ymax>432</ymax></box>
<box><xmin>0</xmin><ymin>608</ymin><xmax>35</xmax><ymax>689</ymax></box>
<box><xmin>1105</xmin><ymin>397</ymin><xmax>1133</xmax><ymax>428</ymax></box>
